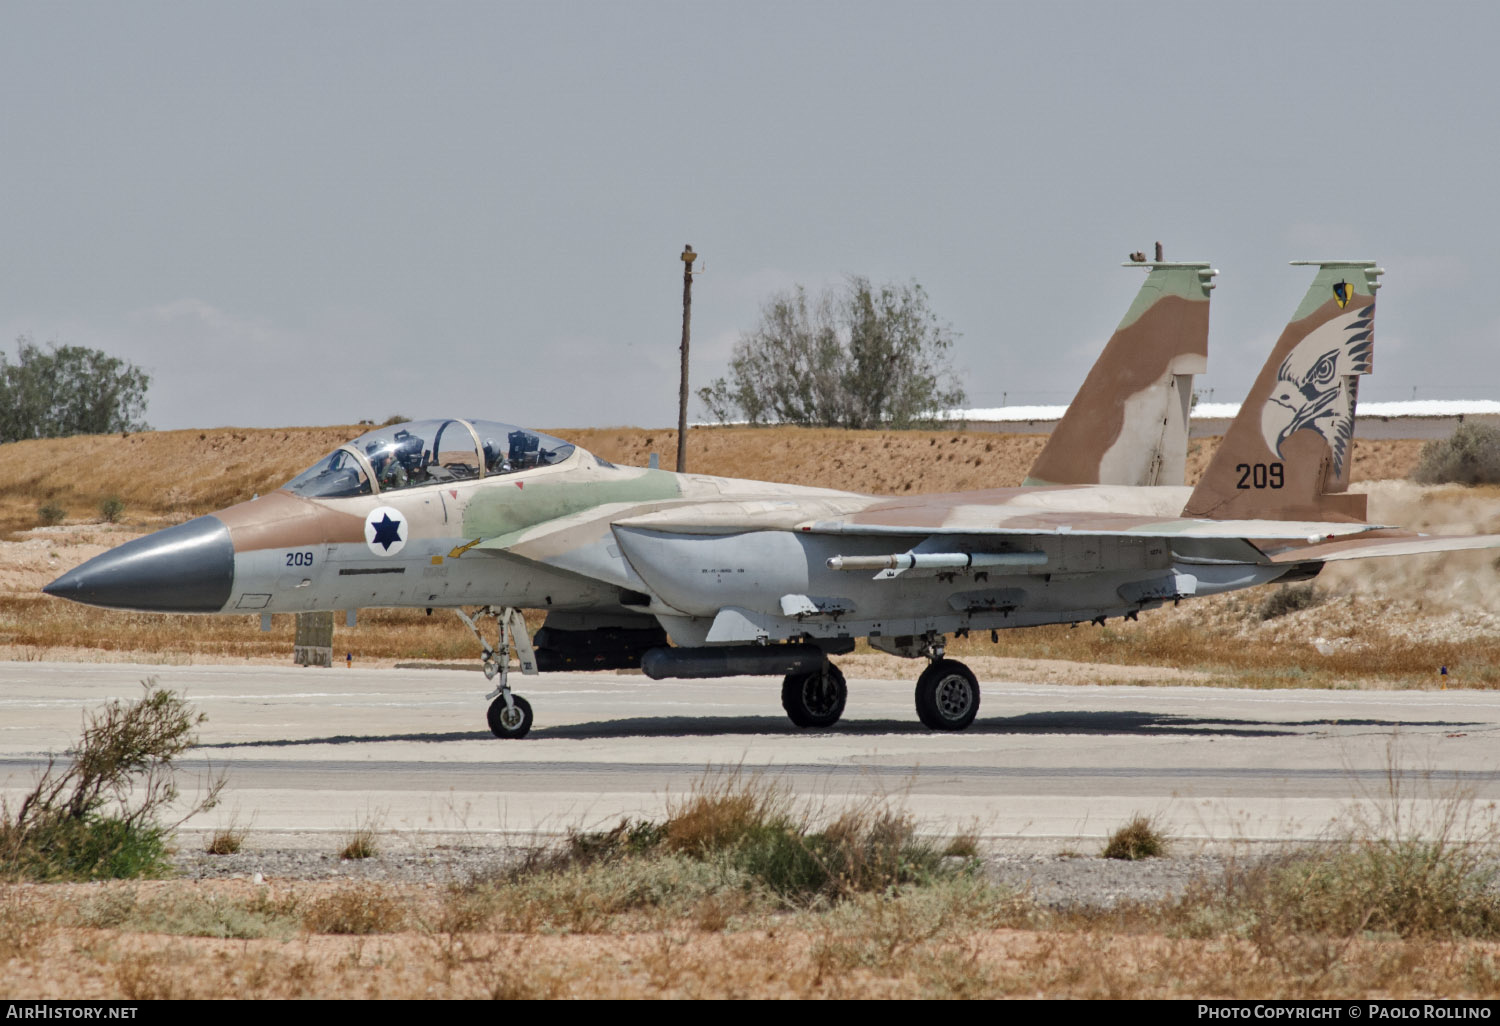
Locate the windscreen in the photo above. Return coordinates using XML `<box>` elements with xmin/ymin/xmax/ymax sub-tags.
<box><xmin>282</xmin><ymin>449</ymin><xmax>372</xmax><ymax>498</ymax></box>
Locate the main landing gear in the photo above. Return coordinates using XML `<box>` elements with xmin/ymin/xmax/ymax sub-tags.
<box><xmin>456</xmin><ymin>606</ymin><xmax>538</xmax><ymax>739</ymax></box>
<box><xmin>915</xmin><ymin>659</ymin><xmax>980</xmax><ymax>730</ymax></box>
<box><xmin>778</xmin><ymin>636</ymin><xmax>981</xmax><ymax>731</ymax></box>
<box><xmin>913</xmin><ymin>635</ymin><xmax>979</xmax><ymax>730</ymax></box>
<box><xmin>781</xmin><ymin>662</ymin><xmax>848</xmax><ymax>728</ymax></box>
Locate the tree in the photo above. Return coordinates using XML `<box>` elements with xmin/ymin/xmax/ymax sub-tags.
<box><xmin>0</xmin><ymin>336</ymin><xmax>151</xmax><ymax>443</ymax></box>
<box><xmin>698</xmin><ymin>277</ymin><xmax>965</xmax><ymax>429</ymax></box>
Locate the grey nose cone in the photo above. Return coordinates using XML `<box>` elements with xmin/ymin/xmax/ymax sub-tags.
<box><xmin>43</xmin><ymin>515</ymin><xmax>235</xmax><ymax>612</ymax></box>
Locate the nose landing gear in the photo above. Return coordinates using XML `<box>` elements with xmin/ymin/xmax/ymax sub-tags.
<box><xmin>486</xmin><ymin>692</ymin><xmax>534</xmax><ymax>739</ymax></box>
<box><xmin>456</xmin><ymin>606</ymin><xmax>538</xmax><ymax>739</ymax></box>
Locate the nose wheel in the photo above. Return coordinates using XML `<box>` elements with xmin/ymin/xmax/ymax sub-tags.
<box><xmin>456</xmin><ymin>606</ymin><xmax>539</xmax><ymax>740</ymax></box>
<box><xmin>487</xmin><ymin>694</ymin><xmax>534</xmax><ymax>739</ymax></box>
<box><xmin>915</xmin><ymin>658</ymin><xmax>980</xmax><ymax>731</ymax></box>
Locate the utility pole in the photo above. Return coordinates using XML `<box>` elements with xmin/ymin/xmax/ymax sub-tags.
<box><xmin>677</xmin><ymin>244</ymin><xmax>696</xmax><ymax>473</ymax></box>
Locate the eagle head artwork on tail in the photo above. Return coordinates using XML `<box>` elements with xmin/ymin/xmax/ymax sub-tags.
<box><xmin>1184</xmin><ymin>261</ymin><xmax>1381</xmax><ymax>524</ymax></box>
<box><xmin>1259</xmin><ymin>295</ymin><xmax>1374</xmax><ymax>479</ymax></box>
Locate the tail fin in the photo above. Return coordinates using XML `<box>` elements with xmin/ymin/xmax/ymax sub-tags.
<box><xmin>1024</xmin><ymin>261</ymin><xmax>1215</xmax><ymax>486</ymax></box>
<box><xmin>1183</xmin><ymin>260</ymin><xmax>1383</xmax><ymax>522</ymax></box>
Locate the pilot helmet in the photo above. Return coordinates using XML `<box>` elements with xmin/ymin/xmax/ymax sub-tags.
<box><xmin>365</xmin><ymin>440</ymin><xmax>391</xmax><ymax>469</ymax></box>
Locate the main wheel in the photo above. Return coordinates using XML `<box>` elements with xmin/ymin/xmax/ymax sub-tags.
<box><xmin>915</xmin><ymin>660</ymin><xmax>979</xmax><ymax>731</ymax></box>
<box><xmin>781</xmin><ymin>663</ymin><xmax>847</xmax><ymax>728</ymax></box>
<box><xmin>487</xmin><ymin>694</ymin><xmax>534</xmax><ymax>739</ymax></box>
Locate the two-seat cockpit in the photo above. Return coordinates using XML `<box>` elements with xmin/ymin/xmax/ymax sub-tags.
<box><xmin>283</xmin><ymin>419</ymin><xmax>576</xmax><ymax>499</ymax></box>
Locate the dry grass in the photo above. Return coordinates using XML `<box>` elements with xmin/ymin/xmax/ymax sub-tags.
<box><xmin>942</xmin><ymin>830</ymin><xmax>981</xmax><ymax>858</ymax></box>
<box><xmin>467</xmin><ymin>770</ymin><xmax>965</xmax><ymax>916</ymax></box>
<box><xmin>339</xmin><ymin>816</ymin><xmax>381</xmax><ymax>862</ymax></box>
<box><xmin>302</xmin><ymin>885</ymin><xmax>406</xmax><ymax>935</ymax></box>
<box><xmin>205</xmin><ymin>822</ymin><xmax>247</xmax><ymax>856</ymax></box>
<box><xmin>1102</xmin><ymin>815</ymin><xmax>1168</xmax><ymax>861</ymax></box>
<box><xmin>6</xmin><ymin>875</ymin><xmax>1500</xmax><ymax>998</ymax></box>
<box><xmin>0</xmin><ymin>595</ymin><xmax>485</xmax><ymax>664</ymax></box>
<box><xmin>5</xmin><ymin>764</ymin><xmax>1500</xmax><ymax>998</ymax></box>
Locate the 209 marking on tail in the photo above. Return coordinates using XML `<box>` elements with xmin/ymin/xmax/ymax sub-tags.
<box><xmin>1235</xmin><ymin>463</ymin><xmax>1284</xmax><ymax>489</ymax></box>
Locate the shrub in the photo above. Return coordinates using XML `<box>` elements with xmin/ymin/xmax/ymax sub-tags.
<box><xmin>519</xmin><ymin>770</ymin><xmax>960</xmax><ymax>904</ymax></box>
<box><xmin>98</xmin><ymin>496</ymin><xmax>125</xmax><ymax>523</ymax></box>
<box><xmin>77</xmin><ymin>887</ymin><xmax>300</xmax><ymax>940</ymax></box>
<box><xmin>943</xmin><ymin>830</ymin><xmax>981</xmax><ymax>858</ymax></box>
<box><xmin>0</xmin><ymin>681</ymin><xmax>223</xmax><ymax>881</ymax></box>
<box><xmin>36</xmin><ymin>503</ymin><xmax>66</xmax><ymax>526</ymax></box>
<box><xmin>205</xmin><ymin>824</ymin><xmax>247</xmax><ymax>855</ymax></box>
<box><xmin>1257</xmin><ymin>583</ymin><xmax>1324</xmax><ymax>621</ymax></box>
<box><xmin>662</xmin><ymin>770</ymin><xmax>795</xmax><ymax>857</ymax></box>
<box><xmin>1103</xmin><ymin>814</ymin><xmax>1167</xmax><ymax>860</ymax></box>
<box><xmin>303</xmin><ymin>886</ymin><xmax>406</xmax><ymax>934</ymax></box>
<box><xmin>339</xmin><ymin>812</ymin><xmax>381</xmax><ymax>860</ymax></box>
<box><xmin>340</xmin><ymin>831</ymin><xmax>377</xmax><ymax>861</ymax></box>
<box><xmin>1412</xmin><ymin>423</ymin><xmax>1500</xmax><ymax>485</ymax></box>
<box><xmin>1268</xmin><ymin>841</ymin><xmax>1500</xmax><ymax>938</ymax></box>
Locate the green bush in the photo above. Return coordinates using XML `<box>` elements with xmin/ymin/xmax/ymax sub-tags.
<box><xmin>98</xmin><ymin>495</ymin><xmax>125</xmax><ymax>523</ymax></box>
<box><xmin>37</xmin><ymin>503</ymin><xmax>66</xmax><ymax>526</ymax></box>
<box><xmin>1269</xmin><ymin>841</ymin><xmax>1500</xmax><ymax>938</ymax></box>
<box><xmin>1412</xmin><ymin>423</ymin><xmax>1500</xmax><ymax>485</ymax></box>
<box><xmin>532</xmin><ymin>773</ymin><xmax>958</xmax><ymax>904</ymax></box>
<box><xmin>0</xmin><ymin>681</ymin><xmax>223</xmax><ymax>881</ymax></box>
<box><xmin>12</xmin><ymin>816</ymin><xmax>170</xmax><ymax>881</ymax></box>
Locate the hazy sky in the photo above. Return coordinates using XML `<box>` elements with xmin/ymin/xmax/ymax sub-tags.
<box><xmin>3</xmin><ymin>1</ymin><xmax>1496</xmax><ymax>432</ymax></box>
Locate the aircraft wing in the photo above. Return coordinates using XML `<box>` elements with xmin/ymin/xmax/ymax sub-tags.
<box><xmin>1265</xmin><ymin>531</ymin><xmax>1500</xmax><ymax>563</ymax></box>
<box><xmin>613</xmin><ymin>505</ymin><xmax>1387</xmax><ymax>544</ymax></box>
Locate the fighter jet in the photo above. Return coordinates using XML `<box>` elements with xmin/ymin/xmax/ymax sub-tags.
<box><xmin>44</xmin><ymin>261</ymin><xmax>1500</xmax><ymax>738</ymax></box>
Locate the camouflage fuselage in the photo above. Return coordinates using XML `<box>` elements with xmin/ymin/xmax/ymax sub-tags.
<box><xmin>198</xmin><ymin>446</ymin><xmax>1300</xmax><ymax>648</ymax></box>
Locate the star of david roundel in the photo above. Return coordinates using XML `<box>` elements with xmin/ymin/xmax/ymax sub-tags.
<box><xmin>363</xmin><ymin>506</ymin><xmax>408</xmax><ymax>557</ymax></box>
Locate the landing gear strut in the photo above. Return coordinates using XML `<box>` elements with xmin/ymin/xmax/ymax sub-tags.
<box><xmin>456</xmin><ymin>606</ymin><xmax>538</xmax><ymax>739</ymax></box>
<box><xmin>781</xmin><ymin>662</ymin><xmax>847</xmax><ymax>728</ymax></box>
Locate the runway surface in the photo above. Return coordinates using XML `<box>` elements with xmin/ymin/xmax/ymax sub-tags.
<box><xmin>3</xmin><ymin>661</ymin><xmax>1498</xmax><ymax>842</ymax></box>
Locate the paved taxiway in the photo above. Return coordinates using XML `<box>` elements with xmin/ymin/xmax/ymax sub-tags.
<box><xmin>3</xmin><ymin>661</ymin><xmax>1497</xmax><ymax>842</ymax></box>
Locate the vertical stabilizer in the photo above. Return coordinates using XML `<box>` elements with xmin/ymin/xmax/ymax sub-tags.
<box><xmin>1183</xmin><ymin>261</ymin><xmax>1382</xmax><ymax>522</ymax></box>
<box><xmin>1024</xmin><ymin>261</ymin><xmax>1215</xmax><ymax>486</ymax></box>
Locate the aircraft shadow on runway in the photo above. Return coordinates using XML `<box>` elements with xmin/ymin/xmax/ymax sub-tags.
<box><xmin>200</xmin><ymin>710</ymin><xmax>1487</xmax><ymax>748</ymax></box>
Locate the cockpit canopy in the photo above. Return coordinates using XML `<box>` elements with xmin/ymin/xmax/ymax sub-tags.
<box><xmin>283</xmin><ymin>419</ymin><xmax>576</xmax><ymax>498</ymax></box>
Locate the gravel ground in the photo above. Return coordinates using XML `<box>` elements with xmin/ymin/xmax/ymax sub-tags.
<box><xmin>171</xmin><ymin>833</ymin><xmax>1261</xmax><ymax>909</ymax></box>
